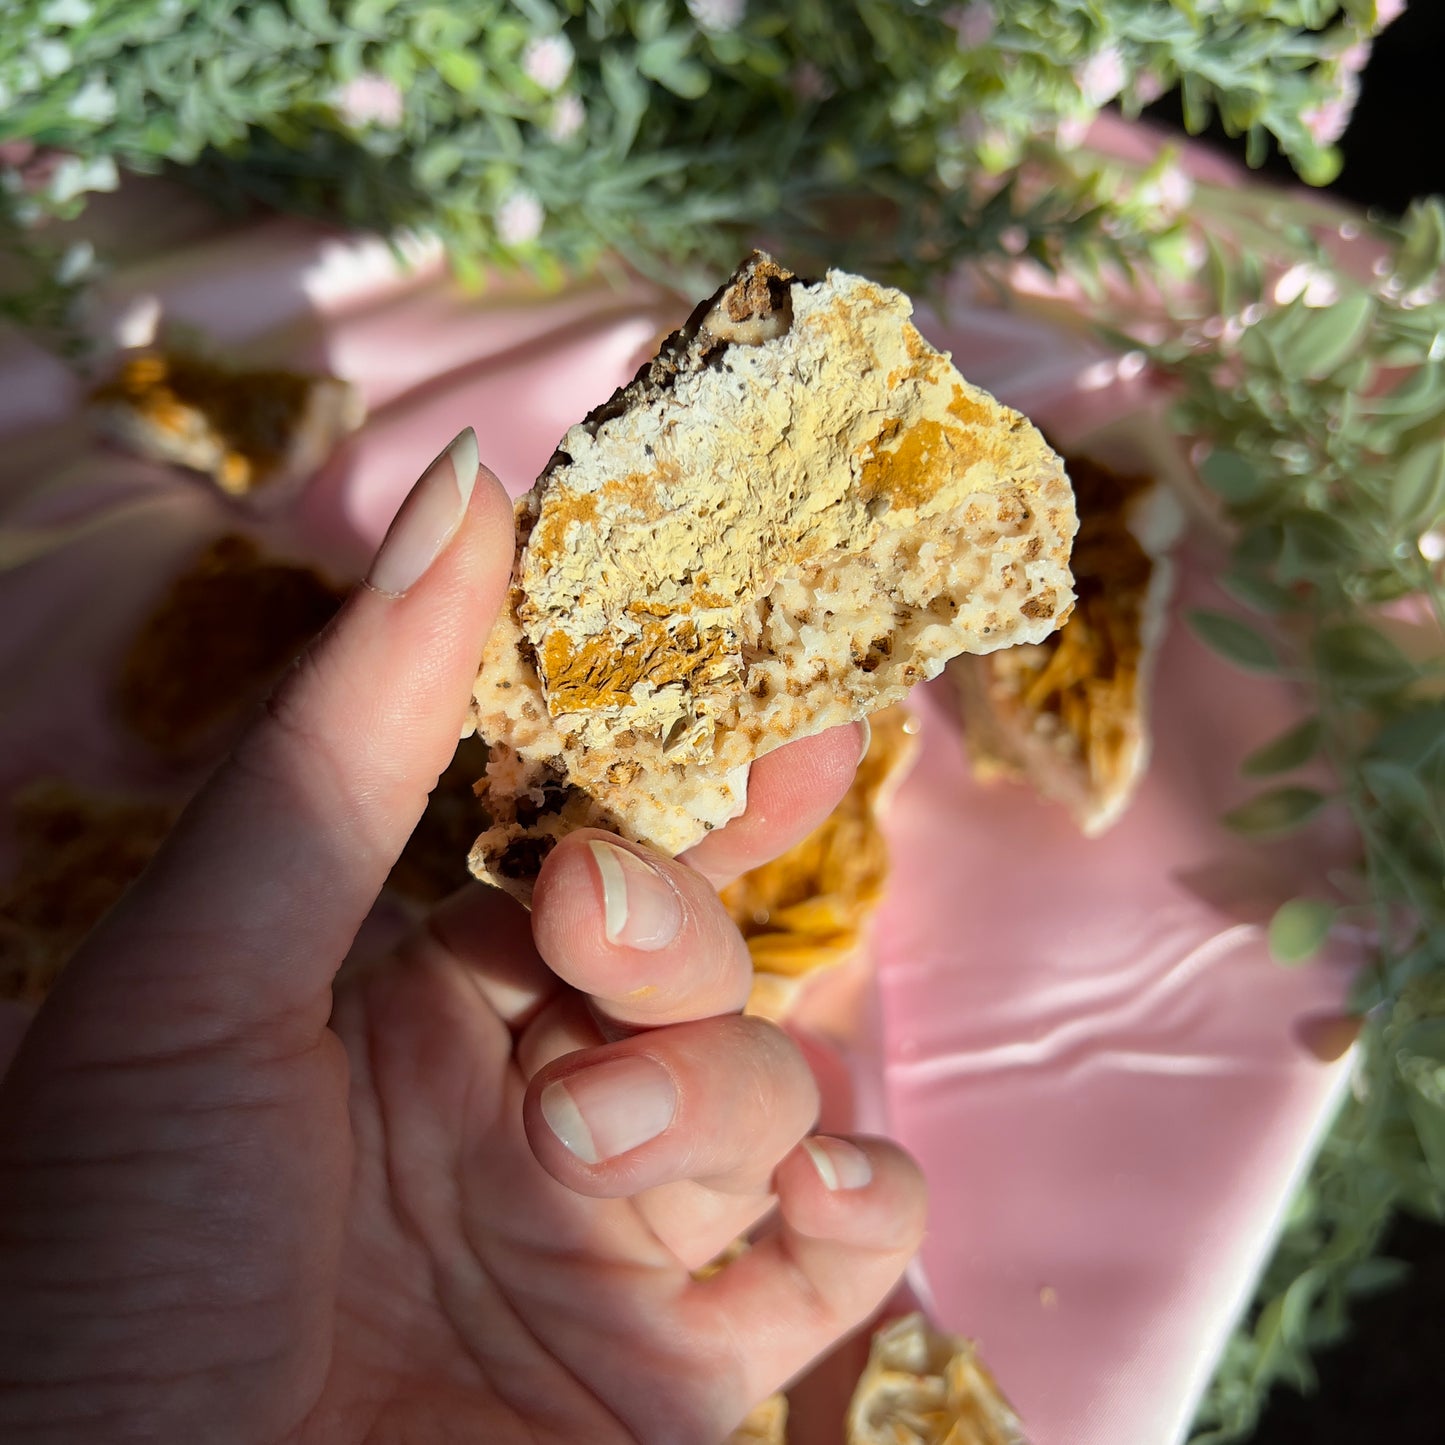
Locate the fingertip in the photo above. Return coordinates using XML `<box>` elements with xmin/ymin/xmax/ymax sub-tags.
<box><xmin>533</xmin><ymin>831</ymin><xmax>687</xmax><ymax>961</ymax></box>
<box><xmin>750</xmin><ymin>722</ymin><xmax>867</xmax><ymax>824</ymax></box>
<box><xmin>775</xmin><ymin>1135</ymin><xmax>927</xmax><ymax>1252</ymax></box>
<box><xmin>472</xmin><ymin>451</ymin><xmax>512</xmax><ymax>516</ymax></box>
<box><xmin>802</xmin><ymin>1136</ymin><xmax>873</xmax><ymax>1192</ymax></box>
<box><xmin>464</xmin><ymin>454</ymin><xmax>518</xmax><ymax>570</ymax></box>
<box><xmin>532</xmin><ymin>830</ymin><xmax>752</xmax><ymax>1027</ymax></box>
<box><xmin>521</xmin><ymin>1039</ymin><xmax>680</xmax><ymax>1197</ymax></box>
<box><xmin>681</xmin><ymin>721</ymin><xmax>867</xmax><ymax>888</ymax></box>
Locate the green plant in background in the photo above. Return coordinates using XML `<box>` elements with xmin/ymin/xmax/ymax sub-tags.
<box><xmin>0</xmin><ymin>0</ymin><xmax>1403</xmax><ymax>333</ymax></box>
<box><xmin>3</xmin><ymin>2</ymin><xmax>1442</xmax><ymax>1442</ymax></box>
<box><xmin>1103</xmin><ymin>190</ymin><xmax>1444</xmax><ymax>1443</ymax></box>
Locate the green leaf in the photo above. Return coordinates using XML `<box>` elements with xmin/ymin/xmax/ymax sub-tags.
<box><xmin>1344</xmin><ymin>1256</ymin><xmax>1411</xmax><ymax>1297</ymax></box>
<box><xmin>414</xmin><ymin>141</ymin><xmax>464</xmax><ymax>187</ymax></box>
<box><xmin>346</xmin><ymin>0</ymin><xmax>394</xmax><ymax>34</ymax></box>
<box><xmin>288</xmin><ymin>0</ymin><xmax>339</xmax><ymax>40</ymax></box>
<box><xmin>249</xmin><ymin>4</ymin><xmax>296</xmax><ymax>51</ymax></box>
<box><xmin>1188</xmin><ymin>609</ymin><xmax>1280</xmax><ymax>672</ymax></box>
<box><xmin>1277</xmin><ymin>1266</ymin><xmax>1325</xmax><ymax>1349</ymax></box>
<box><xmin>1396</xmin><ymin>1018</ymin><xmax>1445</xmax><ymax>1190</ymax></box>
<box><xmin>1199</xmin><ymin>448</ymin><xmax>1267</xmax><ymax>505</ymax></box>
<box><xmin>1368</xmin><ymin>704</ymin><xmax>1445</xmax><ymax>769</ymax></box>
<box><xmin>654</xmin><ymin>59</ymin><xmax>710</xmax><ymax>99</ymax></box>
<box><xmin>1364</xmin><ymin>362</ymin><xmax>1443</xmax><ymax>420</ymax></box>
<box><xmin>1277</xmin><ymin>292</ymin><xmax>1375</xmax><ymax>380</ymax></box>
<box><xmin>1391</xmin><ymin>438</ymin><xmax>1445</xmax><ymax>531</ymax></box>
<box><xmin>1315</xmin><ymin>624</ymin><xmax>1417</xmax><ymax>693</ymax></box>
<box><xmin>637</xmin><ymin>30</ymin><xmax>696</xmax><ymax>84</ymax></box>
<box><xmin>1360</xmin><ymin>758</ymin><xmax>1432</xmax><ymax>819</ymax></box>
<box><xmin>1278</xmin><ymin>512</ymin><xmax>1356</xmax><ymax>584</ymax></box>
<box><xmin>599</xmin><ymin>49</ymin><xmax>647</xmax><ymax>155</ymax></box>
<box><xmin>1235</xmin><ymin>523</ymin><xmax>1285</xmax><ymax>569</ymax></box>
<box><xmin>1223</xmin><ymin>786</ymin><xmax>1328</xmax><ymax>837</ymax></box>
<box><xmin>1402</xmin><ymin>1087</ymin><xmax>1445</xmax><ymax>1194</ymax></box>
<box><xmin>437</xmin><ymin>50</ymin><xmax>484</xmax><ymax>95</ymax></box>
<box><xmin>1251</xmin><ymin>1268</ymin><xmax>1323</xmax><ymax>1392</ymax></box>
<box><xmin>1244</xmin><ymin>717</ymin><xmax>1322</xmax><ymax>776</ymax></box>
<box><xmin>1269</xmin><ymin>898</ymin><xmax>1337</xmax><ymax>965</ymax></box>
<box><xmin>1296</xmin><ymin>145</ymin><xmax>1342</xmax><ymax>187</ymax></box>
<box><xmin>1395</xmin><ymin>198</ymin><xmax>1445</xmax><ymax>292</ymax></box>
<box><xmin>632</xmin><ymin>0</ymin><xmax>672</xmax><ymax>43</ymax></box>
<box><xmin>1221</xmin><ymin>571</ymin><xmax>1301</xmax><ymax>616</ymax></box>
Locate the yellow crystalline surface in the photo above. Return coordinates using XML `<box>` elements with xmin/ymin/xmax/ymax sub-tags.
<box><xmin>468</xmin><ymin>253</ymin><xmax>1075</xmax><ymax>899</ymax></box>
<box><xmin>723</xmin><ymin>705</ymin><xmax>919</xmax><ymax>1019</ymax></box>
<box><xmin>846</xmin><ymin>1314</ymin><xmax>1031</xmax><ymax>1445</ymax></box>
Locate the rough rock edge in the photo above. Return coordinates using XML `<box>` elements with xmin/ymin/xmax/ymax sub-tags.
<box><xmin>88</xmin><ymin>351</ymin><xmax>365</xmax><ymax>500</ymax></box>
<box><xmin>846</xmin><ymin>1313</ymin><xmax>1031</xmax><ymax>1445</ymax></box>
<box><xmin>950</xmin><ymin>465</ymin><xmax>1183</xmax><ymax>835</ymax></box>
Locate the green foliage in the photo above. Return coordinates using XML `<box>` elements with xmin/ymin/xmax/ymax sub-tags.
<box><xmin>1242</xmin><ymin>717</ymin><xmax>1322</xmax><ymax>776</ymax></box>
<box><xmin>1120</xmin><ymin>182</ymin><xmax>1445</xmax><ymax>1444</ymax></box>
<box><xmin>1268</xmin><ymin>898</ymin><xmax>1337</xmax><ymax>964</ymax></box>
<box><xmin>0</xmin><ymin>0</ymin><xmax>1390</xmax><ymax>337</ymax></box>
<box><xmin>1223</xmin><ymin>785</ymin><xmax>1330</xmax><ymax>837</ymax></box>
<box><xmin>1188</xmin><ymin>608</ymin><xmax>1282</xmax><ymax>672</ymax></box>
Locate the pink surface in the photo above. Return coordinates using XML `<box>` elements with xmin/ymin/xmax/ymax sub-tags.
<box><xmin>0</xmin><ymin>203</ymin><xmax>1361</xmax><ymax>1444</ymax></box>
<box><xmin>874</xmin><ymin>649</ymin><xmax>1353</xmax><ymax>1445</ymax></box>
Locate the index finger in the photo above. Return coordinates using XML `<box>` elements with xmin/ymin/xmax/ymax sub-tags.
<box><xmin>527</xmin><ymin>719</ymin><xmax>866</xmax><ymax>1033</ymax></box>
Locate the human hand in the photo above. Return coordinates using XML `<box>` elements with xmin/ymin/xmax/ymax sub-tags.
<box><xmin>0</xmin><ymin>431</ymin><xmax>926</xmax><ymax>1444</ymax></box>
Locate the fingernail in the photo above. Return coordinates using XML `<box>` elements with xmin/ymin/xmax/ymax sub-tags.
<box><xmin>540</xmin><ymin>1057</ymin><xmax>677</xmax><ymax>1164</ymax></box>
<box><xmin>588</xmin><ymin>840</ymin><xmax>683</xmax><ymax>951</ymax></box>
<box><xmin>855</xmin><ymin>716</ymin><xmax>872</xmax><ymax>763</ymax></box>
<box><xmin>366</xmin><ymin>426</ymin><xmax>479</xmax><ymax>597</ymax></box>
<box><xmin>803</xmin><ymin>1136</ymin><xmax>873</xmax><ymax>1191</ymax></box>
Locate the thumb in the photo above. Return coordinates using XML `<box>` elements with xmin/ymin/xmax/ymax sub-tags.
<box><xmin>36</xmin><ymin>428</ymin><xmax>515</xmax><ymax>1060</ymax></box>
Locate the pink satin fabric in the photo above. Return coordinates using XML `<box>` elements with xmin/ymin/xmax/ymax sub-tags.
<box><xmin>0</xmin><ymin>197</ymin><xmax>1360</xmax><ymax>1445</ymax></box>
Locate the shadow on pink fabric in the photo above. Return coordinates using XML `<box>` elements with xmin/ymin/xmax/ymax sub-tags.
<box><xmin>0</xmin><ymin>192</ymin><xmax>1360</xmax><ymax>1445</ymax></box>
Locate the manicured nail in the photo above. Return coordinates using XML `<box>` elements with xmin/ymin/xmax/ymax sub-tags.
<box><xmin>803</xmin><ymin>1136</ymin><xmax>873</xmax><ymax>1191</ymax></box>
<box><xmin>855</xmin><ymin>716</ymin><xmax>872</xmax><ymax>763</ymax></box>
<box><xmin>366</xmin><ymin>426</ymin><xmax>479</xmax><ymax>596</ymax></box>
<box><xmin>539</xmin><ymin>1057</ymin><xmax>677</xmax><ymax>1164</ymax></box>
<box><xmin>588</xmin><ymin>840</ymin><xmax>683</xmax><ymax>951</ymax></box>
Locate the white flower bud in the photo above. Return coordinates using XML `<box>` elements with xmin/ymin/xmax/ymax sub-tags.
<box><xmin>34</xmin><ymin>39</ymin><xmax>73</xmax><ymax>77</ymax></box>
<box><xmin>42</xmin><ymin>0</ymin><xmax>93</xmax><ymax>25</ymax></box>
<box><xmin>522</xmin><ymin>34</ymin><xmax>574</xmax><ymax>93</ymax></box>
<box><xmin>48</xmin><ymin>152</ymin><xmax>118</xmax><ymax>203</ymax></box>
<box><xmin>1078</xmin><ymin>46</ymin><xmax>1127</xmax><ymax>108</ymax></box>
<box><xmin>335</xmin><ymin>73</ymin><xmax>404</xmax><ymax>129</ymax></box>
<box><xmin>687</xmin><ymin>0</ymin><xmax>745</xmax><ymax>34</ymax></box>
<box><xmin>547</xmin><ymin>93</ymin><xmax>586</xmax><ymax>143</ymax></box>
<box><xmin>496</xmin><ymin>188</ymin><xmax>544</xmax><ymax>247</ymax></box>
<box><xmin>67</xmin><ymin>74</ymin><xmax>117</xmax><ymax>126</ymax></box>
